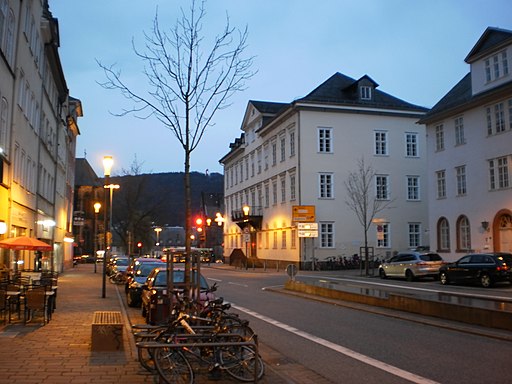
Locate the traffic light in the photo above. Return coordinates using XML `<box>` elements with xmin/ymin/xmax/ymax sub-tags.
<box><xmin>137</xmin><ymin>242</ymin><xmax>142</xmax><ymax>249</ymax></box>
<box><xmin>195</xmin><ymin>217</ymin><xmax>203</xmax><ymax>233</ymax></box>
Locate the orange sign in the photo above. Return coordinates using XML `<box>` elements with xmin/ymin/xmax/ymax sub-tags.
<box><xmin>292</xmin><ymin>205</ymin><xmax>316</xmax><ymax>222</ymax></box>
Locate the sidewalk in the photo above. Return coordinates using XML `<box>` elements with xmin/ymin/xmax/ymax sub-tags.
<box><xmin>0</xmin><ymin>263</ymin><xmax>331</xmax><ymax>384</ymax></box>
<box><xmin>0</xmin><ymin>264</ymin><xmax>152</xmax><ymax>384</ymax></box>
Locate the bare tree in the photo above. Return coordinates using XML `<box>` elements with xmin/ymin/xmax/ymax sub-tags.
<box><xmin>97</xmin><ymin>0</ymin><xmax>255</xmax><ymax>292</ymax></box>
<box><xmin>344</xmin><ymin>157</ymin><xmax>394</xmax><ymax>276</ymax></box>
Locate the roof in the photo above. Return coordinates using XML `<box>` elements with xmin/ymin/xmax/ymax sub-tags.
<box><xmin>74</xmin><ymin>158</ymin><xmax>101</xmax><ymax>187</ymax></box>
<box><xmin>420</xmin><ymin>27</ymin><xmax>512</xmax><ymax>124</ymax></box>
<box><xmin>297</xmin><ymin>72</ymin><xmax>428</xmax><ymax>112</ymax></box>
<box><xmin>465</xmin><ymin>27</ymin><xmax>512</xmax><ymax>63</ymax></box>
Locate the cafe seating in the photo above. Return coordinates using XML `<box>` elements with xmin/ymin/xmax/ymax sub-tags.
<box><xmin>6</xmin><ymin>283</ymin><xmax>22</xmax><ymax>320</ymax></box>
<box><xmin>0</xmin><ymin>289</ymin><xmax>8</xmax><ymax>323</ymax></box>
<box><xmin>24</xmin><ymin>286</ymin><xmax>50</xmax><ymax>325</ymax></box>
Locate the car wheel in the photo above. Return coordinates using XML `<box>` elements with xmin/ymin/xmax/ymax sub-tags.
<box><xmin>379</xmin><ymin>269</ymin><xmax>387</xmax><ymax>279</ymax></box>
<box><xmin>439</xmin><ymin>272</ymin><xmax>449</xmax><ymax>285</ymax></box>
<box><xmin>480</xmin><ymin>273</ymin><xmax>492</xmax><ymax>288</ymax></box>
<box><xmin>405</xmin><ymin>269</ymin><xmax>415</xmax><ymax>282</ymax></box>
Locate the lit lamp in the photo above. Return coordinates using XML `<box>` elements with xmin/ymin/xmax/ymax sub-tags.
<box><xmin>0</xmin><ymin>220</ymin><xmax>7</xmax><ymax>235</ymax></box>
<box><xmin>93</xmin><ymin>202</ymin><xmax>101</xmax><ymax>273</ymax></box>
<box><xmin>154</xmin><ymin>227</ymin><xmax>162</xmax><ymax>257</ymax></box>
<box><xmin>242</xmin><ymin>205</ymin><xmax>250</xmax><ymax>268</ymax></box>
<box><xmin>242</xmin><ymin>205</ymin><xmax>250</xmax><ymax>217</ymax></box>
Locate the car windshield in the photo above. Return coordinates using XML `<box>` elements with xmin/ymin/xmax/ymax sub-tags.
<box><xmin>114</xmin><ymin>258</ymin><xmax>129</xmax><ymax>266</ymax></box>
<box><xmin>419</xmin><ymin>253</ymin><xmax>443</xmax><ymax>262</ymax></box>
<box><xmin>136</xmin><ymin>263</ymin><xmax>163</xmax><ymax>277</ymax></box>
<box><xmin>154</xmin><ymin>270</ymin><xmax>208</xmax><ymax>289</ymax></box>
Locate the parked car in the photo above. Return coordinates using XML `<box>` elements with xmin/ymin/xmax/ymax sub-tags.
<box><xmin>141</xmin><ymin>267</ymin><xmax>215</xmax><ymax>324</ymax></box>
<box><xmin>125</xmin><ymin>257</ymin><xmax>162</xmax><ymax>292</ymax></box>
<box><xmin>439</xmin><ymin>252</ymin><xmax>512</xmax><ymax>288</ymax></box>
<box><xmin>126</xmin><ymin>260</ymin><xmax>164</xmax><ymax>307</ymax></box>
<box><xmin>106</xmin><ymin>255</ymin><xmax>129</xmax><ymax>276</ymax></box>
<box><xmin>378</xmin><ymin>251</ymin><xmax>444</xmax><ymax>281</ymax></box>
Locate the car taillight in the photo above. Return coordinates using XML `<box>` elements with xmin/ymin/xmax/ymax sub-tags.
<box><xmin>416</xmin><ymin>262</ymin><xmax>427</xmax><ymax>266</ymax></box>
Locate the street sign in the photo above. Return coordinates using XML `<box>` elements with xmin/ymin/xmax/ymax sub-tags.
<box><xmin>298</xmin><ymin>230</ymin><xmax>318</xmax><ymax>238</ymax></box>
<box><xmin>292</xmin><ymin>205</ymin><xmax>316</xmax><ymax>222</ymax></box>
<box><xmin>298</xmin><ymin>223</ymin><xmax>318</xmax><ymax>230</ymax></box>
<box><xmin>243</xmin><ymin>233</ymin><xmax>251</xmax><ymax>243</ymax></box>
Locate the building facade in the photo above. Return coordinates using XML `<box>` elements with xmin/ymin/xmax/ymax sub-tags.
<box><xmin>420</xmin><ymin>27</ymin><xmax>512</xmax><ymax>262</ymax></box>
<box><xmin>0</xmin><ymin>0</ymin><xmax>81</xmax><ymax>272</ymax></box>
<box><xmin>220</xmin><ymin>72</ymin><xmax>428</xmax><ymax>267</ymax></box>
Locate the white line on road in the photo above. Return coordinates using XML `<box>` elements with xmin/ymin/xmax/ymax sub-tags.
<box><xmin>228</xmin><ymin>282</ymin><xmax>249</xmax><ymax>287</ymax></box>
<box><xmin>232</xmin><ymin>304</ymin><xmax>440</xmax><ymax>384</ymax></box>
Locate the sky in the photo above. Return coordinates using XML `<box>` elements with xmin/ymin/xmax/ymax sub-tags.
<box><xmin>49</xmin><ymin>0</ymin><xmax>512</xmax><ymax>177</ymax></box>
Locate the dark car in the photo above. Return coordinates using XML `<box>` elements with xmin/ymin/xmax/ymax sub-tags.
<box><xmin>126</xmin><ymin>261</ymin><xmax>165</xmax><ymax>307</ymax></box>
<box><xmin>141</xmin><ymin>268</ymin><xmax>214</xmax><ymax>324</ymax></box>
<box><xmin>439</xmin><ymin>252</ymin><xmax>512</xmax><ymax>288</ymax></box>
<box><xmin>124</xmin><ymin>257</ymin><xmax>162</xmax><ymax>293</ymax></box>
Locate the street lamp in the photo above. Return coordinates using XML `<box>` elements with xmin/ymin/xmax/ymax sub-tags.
<box><xmin>93</xmin><ymin>202</ymin><xmax>101</xmax><ymax>273</ymax></box>
<box><xmin>242</xmin><ymin>205</ymin><xmax>250</xmax><ymax>269</ymax></box>
<box><xmin>101</xmin><ymin>155</ymin><xmax>120</xmax><ymax>298</ymax></box>
<box><xmin>154</xmin><ymin>227</ymin><xmax>162</xmax><ymax>257</ymax></box>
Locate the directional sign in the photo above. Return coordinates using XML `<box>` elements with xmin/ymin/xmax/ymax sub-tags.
<box><xmin>292</xmin><ymin>205</ymin><xmax>316</xmax><ymax>222</ymax></box>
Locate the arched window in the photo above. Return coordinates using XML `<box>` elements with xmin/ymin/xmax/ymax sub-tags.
<box><xmin>437</xmin><ymin>217</ymin><xmax>450</xmax><ymax>251</ymax></box>
<box><xmin>456</xmin><ymin>215</ymin><xmax>471</xmax><ymax>252</ymax></box>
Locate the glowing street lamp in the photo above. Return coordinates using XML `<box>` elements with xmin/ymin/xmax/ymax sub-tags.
<box><xmin>93</xmin><ymin>202</ymin><xmax>101</xmax><ymax>273</ymax></box>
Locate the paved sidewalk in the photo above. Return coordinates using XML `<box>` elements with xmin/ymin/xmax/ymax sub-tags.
<box><xmin>0</xmin><ymin>263</ymin><xmax>331</xmax><ymax>384</ymax></box>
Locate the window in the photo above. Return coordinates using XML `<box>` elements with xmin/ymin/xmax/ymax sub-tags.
<box><xmin>257</xmin><ymin>148</ymin><xmax>262</xmax><ymax>174</ymax></box>
<box><xmin>271</xmin><ymin>140</ymin><xmax>277</xmax><ymax>166</ymax></box>
<box><xmin>487</xmin><ymin>99</ymin><xmax>512</xmax><ymax>135</ymax></box>
<box><xmin>264</xmin><ymin>183</ymin><xmax>269</xmax><ymax>207</ymax></box>
<box><xmin>436</xmin><ymin>170</ymin><xmax>446</xmax><ymax>199</ymax></box>
<box><xmin>485</xmin><ymin>51</ymin><xmax>509</xmax><ymax>82</ymax></box>
<box><xmin>438</xmin><ymin>218</ymin><xmax>450</xmax><ymax>251</ymax></box>
<box><xmin>244</xmin><ymin>157</ymin><xmax>249</xmax><ymax>180</ymax></box>
<box><xmin>405</xmin><ymin>133</ymin><xmax>418</xmax><ymax>157</ymax></box>
<box><xmin>319</xmin><ymin>173</ymin><xmax>333</xmax><ymax>198</ymax></box>
<box><xmin>375</xmin><ymin>175</ymin><xmax>389</xmax><ymax>200</ymax></box>
<box><xmin>280</xmin><ymin>135</ymin><xmax>286</xmax><ymax>162</ymax></box>
<box><xmin>0</xmin><ymin>97</ymin><xmax>7</xmax><ymax>152</ymax></box>
<box><xmin>320</xmin><ymin>223</ymin><xmax>334</xmax><ymax>248</ymax></box>
<box><xmin>265</xmin><ymin>231</ymin><xmax>269</xmax><ymax>249</ymax></box>
<box><xmin>280</xmin><ymin>175</ymin><xmax>286</xmax><ymax>203</ymax></box>
<box><xmin>291</xmin><ymin>229</ymin><xmax>297</xmax><ymax>249</ymax></box>
<box><xmin>272</xmin><ymin>179</ymin><xmax>277</xmax><ymax>205</ymax></box>
<box><xmin>457</xmin><ymin>216</ymin><xmax>471</xmax><ymax>251</ymax></box>
<box><xmin>435</xmin><ymin>124</ymin><xmax>444</xmax><ymax>151</ymax></box>
<box><xmin>377</xmin><ymin>224</ymin><xmax>389</xmax><ymax>248</ymax></box>
<box><xmin>289</xmin><ymin>131</ymin><xmax>295</xmax><ymax>157</ymax></box>
<box><xmin>456</xmin><ymin>165</ymin><xmax>466</xmax><ymax>196</ymax></box>
<box><xmin>407</xmin><ymin>176</ymin><xmax>420</xmax><ymax>200</ymax></box>
<box><xmin>489</xmin><ymin>156</ymin><xmax>509</xmax><ymax>190</ymax></box>
<box><xmin>289</xmin><ymin>173</ymin><xmax>296</xmax><ymax>201</ymax></box>
<box><xmin>273</xmin><ymin>231</ymin><xmax>278</xmax><ymax>249</ymax></box>
<box><xmin>250</xmin><ymin>153</ymin><xmax>255</xmax><ymax>177</ymax></box>
<box><xmin>408</xmin><ymin>223</ymin><xmax>421</xmax><ymax>248</ymax></box>
<box><xmin>360</xmin><ymin>86</ymin><xmax>372</xmax><ymax>100</ymax></box>
<box><xmin>318</xmin><ymin>128</ymin><xmax>332</xmax><ymax>153</ymax></box>
<box><xmin>281</xmin><ymin>231</ymin><xmax>286</xmax><ymax>249</ymax></box>
<box><xmin>454</xmin><ymin>117</ymin><xmax>465</xmax><ymax>145</ymax></box>
<box><xmin>374</xmin><ymin>131</ymin><xmax>388</xmax><ymax>155</ymax></box>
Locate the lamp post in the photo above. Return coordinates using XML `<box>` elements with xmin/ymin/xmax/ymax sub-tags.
<box><xmin>243</xmin><ymin>205</ymin><xmax>250</xmax><ymax>269</ymax></box>
<box><xmin>93</xmin><ymin>202</ymin><xmax>101</xmax><ymax>273</ymax></box>
<box><xmin>102</xmin><ymin>156</ymin><xmax>113</xmax><ymax>298</ymax></box>
<box><xmin>154</xmin><ymin>227</ymin><xmax>162</xmax><ymax>258</ymax></box>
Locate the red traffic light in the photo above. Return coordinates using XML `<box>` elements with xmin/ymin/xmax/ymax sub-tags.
<box><xmin>137</xmin><ymin>242</ymin><xmax>142</xmax><ymax>248</ymax></box>
<box><xmin>195</xmin><ymin>217</ymin><xmax>203</xmax><ymax>226</ymax></box>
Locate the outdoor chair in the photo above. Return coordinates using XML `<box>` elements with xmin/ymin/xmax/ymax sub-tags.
<box><xmin>6</xmin><ymin>283</ymin><xmax>22</xmax><ymax>320</ymax></box>
<box><xmin>24</xmin><ymin>287</ymin><xmax>49</xmax><ymax>325</ymax></box>
<box><xmin>0</xmin><ymin>289</ymin><xmax>8</xmax><ymax>323</ymax></box>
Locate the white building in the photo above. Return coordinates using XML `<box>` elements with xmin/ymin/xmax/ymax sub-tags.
<box><xmin>419</xmin><ymin>27</ymin><xmax>512</xmax><ymax>262</ymax></box>
<box><xmin>0</xmin><ymin>0</ymin><xmax>81</xmax><ymax>272</ymax></box>
<box><xmin>220</xmin><ymin>72</ymin><xmax>428</xmax><ymax>268</ymax></box>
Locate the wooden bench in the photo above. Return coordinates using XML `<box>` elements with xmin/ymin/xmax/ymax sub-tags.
<box><xmin>91</xmin><ymin>311</ymin><xmax>123</xmax><ymax>351</ymax></box>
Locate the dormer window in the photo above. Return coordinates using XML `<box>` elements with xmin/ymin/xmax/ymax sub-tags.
<box><xmin>360</xmin><ymin>85</ymin><xmax>372</xmax><ymax>100</ymax></box>
<box><xmin>485</xmin><ymin>51</ymin><xmax>509</xmax><ymax>83</ymax></box>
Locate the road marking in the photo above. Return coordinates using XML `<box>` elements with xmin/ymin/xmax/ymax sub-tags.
<box><xmin>207</xmin><ymin>278</ymin><xmax>223</xmax><ymax>282</ymax></box>
<box><xmin>232</xmin><ymin>304</ymin><xmax>440</xmax><ymax>384</ymax></box>
<box><xmin>228</xmin><ymin>282</ymin><xmax>248</xmax><ymax>288</ymax></box>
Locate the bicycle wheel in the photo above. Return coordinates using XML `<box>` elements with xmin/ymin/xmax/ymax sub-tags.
<box><xmin>219</xmin><ymin>314</ymin><xmax>255</xmax><ymax>341</ymax></box>
<box><xmin>219</xmin><ymin>345</ymin><xmax>265</xmax><ymax>382</ymax></box>
<box><xmin>154</xmin><ymin>347</ymin><xmax>193</xmax><ymax>384</ymax></box>
<box><xmin>136</xmin><ymin>335</ymin><xmax>158</xmax><ymax>373</ymax></box>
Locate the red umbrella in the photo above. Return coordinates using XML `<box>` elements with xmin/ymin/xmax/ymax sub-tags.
<box><xmin>0</xmin><ymin>236</ymin><xmax>52</xmax><ymax>251</ymax></box>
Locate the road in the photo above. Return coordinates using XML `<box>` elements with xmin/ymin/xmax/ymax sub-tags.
<box><xmin>200</xmin><ymin>266</ymin><xmax>511</xmax><ymax>384</ymax></box>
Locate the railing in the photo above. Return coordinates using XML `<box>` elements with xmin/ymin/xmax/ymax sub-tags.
<box><xmin>231</xmin><ymin>206</ymin><xmax>263</xmax><ymax>221</ymax></box>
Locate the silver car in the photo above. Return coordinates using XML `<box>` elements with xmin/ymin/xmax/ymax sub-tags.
<box><xmin>378</xmin><ymin>251</ymin><xmax>444</xmax><ymax>281</ymax></box>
